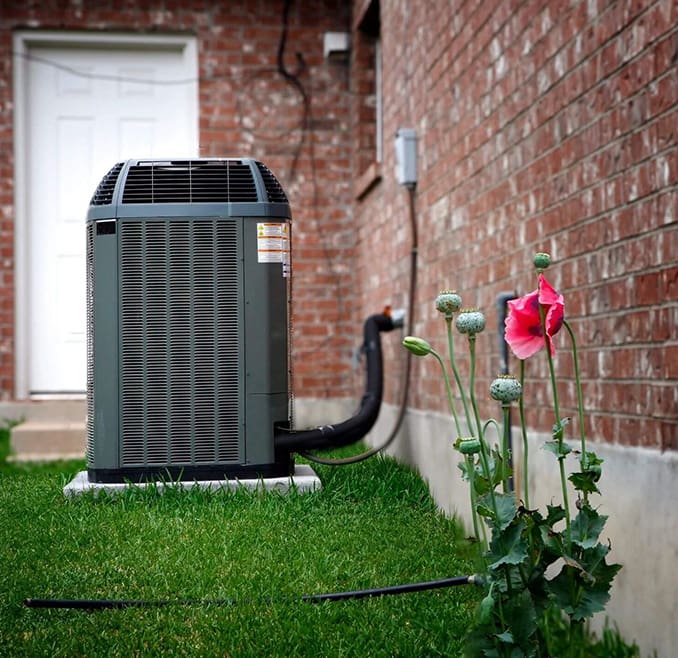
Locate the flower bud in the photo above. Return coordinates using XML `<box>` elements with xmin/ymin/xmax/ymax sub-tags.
<box><xmin>490</xmin><ymin>375</ymin><xmax>522</xmax><ymax>403</ymax></box>
<box><xmin>478</xmin><ymin>592</ymin><xmax>495</xmax><ymax>624</ymax></box>
<box><xmin>402</xmin><ymin>336</ymin><xmax>433</xmax><ymax>357</ymax></box>
<box><xmin>455</xmin><ymin>309</ymin><xmax>486</xmax><ymax>336</ymax></box>
<box><xmin>435</xmin><ymin>290</ymin><xmax>462</xmax><ymax>318</ymax></box>
<box><xmin>533</xmin><ymin>252</ymin><xmax>551</xmax><ymax>271</ymax></box>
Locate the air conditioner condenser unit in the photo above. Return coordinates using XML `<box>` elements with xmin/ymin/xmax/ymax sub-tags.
<box><xmin>86</xmin><ymin>158</ymin><xmax>292</xmax><ymax>483</ymax></box>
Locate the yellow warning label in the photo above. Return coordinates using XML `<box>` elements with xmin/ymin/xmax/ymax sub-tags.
<box><xmin>257</xmin><ymin>222</ymin><xmax>290</xmax><ymax>265</ymax></box>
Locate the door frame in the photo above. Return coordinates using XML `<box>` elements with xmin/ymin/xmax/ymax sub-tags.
<box><xmin>12</xmin><ymin>30</ymin><xmax>198</xmax><ymax>399</ymax></box>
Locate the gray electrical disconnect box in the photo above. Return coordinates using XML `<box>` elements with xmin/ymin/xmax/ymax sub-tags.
<box><xmin>394</xmin><ymin>128</ymin><xmax>417</xmax><ymax>186</ymax></box>
<box><xmin>85</xmin><ymin>158</ymin><xmax>292</xmax><ymax>483</ymax></box>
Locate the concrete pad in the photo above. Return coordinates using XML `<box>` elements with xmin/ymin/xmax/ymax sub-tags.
<box><xmin>63</xmin><ymin>464</ymin><xmax>321</xmax><ymax>498</ymax></box>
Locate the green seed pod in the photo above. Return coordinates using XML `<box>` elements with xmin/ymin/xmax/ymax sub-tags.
<box><xmin>455</xmin><ymin>309</ymin><xmax>486</xmax><ymax>336</ymax></box>
<box><xmin>455</xmin><ymin>436</ymin><xmax>481</xmax><ymax>455</ymax></box>
<box><xmin>490</xmin><ymin>375</ymin><xmax>522</xmax><ymax>404</ymax></box>
<box><xmin>435</xmin><ymin>290</ymin><xmax>462</xmax><ymax>318</ymax></box>
<box><xmin>533</xmin><ymin>252</ymin><xmax>552</xmax><ymax>270</ymax></box>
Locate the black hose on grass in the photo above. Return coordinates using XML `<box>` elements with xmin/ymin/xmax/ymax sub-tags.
<box><xmin>24</xmin><ymin>575</ymin><xmax>477</xmax><ymax>611</ymax></box>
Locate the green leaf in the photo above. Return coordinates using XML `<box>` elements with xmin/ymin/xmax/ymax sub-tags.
<box><xmin>543</xmin><ymin>440</ymin><xmax>572</xmax><ymax>459</ymax></box>
<box><xmin>495</xmin><ymin>631</ymin><xmax>514</xmax><ymax>643</ymax></box>
<box><xmin>548</xmin><ymin>547</ymin><xmax>622</xmax><ymax>620</ymax></box>
<box><xmin>468</xmin><ymin>456</ymin><xmax>497</xmax><ymax>496</ymax></box>
<box><xmin>571</xmin><ymin>507</ymin><xmax>608</xmax><ymax>550</ymax></box>
<box><xmin>539</xmin><ymin>526</ymin><xmax>565</xmax><ymax>561</ymax></box>
<box><xmin>582</xmin><ymin>450</ymin><xmax>604</xmax><ymax>471</ymax></box>
<box><xmin>546</xmin><ymin>504</ymin><xmax>566</xmax><ymax>526</ymax></box>
<box><xmin>578</xmin><ymin>541</ymin><xmax>611</xmax><ymax>574</ymax></box>
<box><xmin>570</xmin><ymin>451</ymin><xmax>604</xmax><ymax>493</ymax></box>
<box><xmin>494</xmin><ymin>493</ymin><xmax>519</xmax><ymax>530</ymax></box>
<box><xmin>568</xmin><ymin>471</ymin><xmax>600</xmax><ymax>495</ymax></box>
<box><xmin>491</xmin><ymin>447</ymin><xmax>513</xmax><ymax>485</ymax></box>
<box><xmin>489</xmin><ymin>522</ymin><xmax>529</xmax><ymax>570</ymax></box>
<box><xmin>551</xmin><ymin>417</ymin><xmax>570</xmax><ymax>441</ymax></box>
<box><xmin>577</xmin><ymin>560</ymin><xmax>621</xmax><ymax>620</ymax></box>
<box><xmin>478</xmin><ymin>492</ymin><xmax>518</xmax><ymax>531</ymax></box>
<box><xmin>503</xmin><ymin>589</ymin><xmax>538</xmax><ymax>648</ymax></box>
<box><xmin>489</xmin><ymin>564</ymin><xmax>526</xmax><ymax>594</ymax></box>
<box><xmin>481</xmin><ymin>650</ymin><xmax>501</xmax><ymax>658</ymax></box>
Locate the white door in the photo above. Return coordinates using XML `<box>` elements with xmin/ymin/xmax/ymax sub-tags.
<box><xmin>21</xmin><ymin>36</ymin><xmax>198</xmax><ymax>394</ymax></box>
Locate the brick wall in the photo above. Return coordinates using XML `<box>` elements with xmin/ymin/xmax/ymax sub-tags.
<box><xmin>1</xmin><ymin>0</ymin><xmax>675</xmax><ymax>449</ymax></box>
<box><xmin>0</xmin><ymin>0</ymin><xmax>355</xmax><ymax>401</ymax></box>
<box><xmin>351</xmin><ymin>0</ymin><xmax>677</xmax><ymax>449</ymax></box>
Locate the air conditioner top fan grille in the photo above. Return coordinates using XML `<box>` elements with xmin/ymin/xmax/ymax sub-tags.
<box><xmin>121</xmin><ymin>160</ymin><xmax>259</xmax><ymax>204</ymax></box>
<box><xmin>87</xmin><ymin>158</ymin><xmax>291</xmax><ymax>219</ymax></box>
<box><xmin>90</xmin><ymin>162</ymin><xmax>124</xmax><ymax>206</ymax></box>
<box><xmin>256</xmin><ymin>161</ymin><xmax>288</xmax><ymax>203</ymax></box>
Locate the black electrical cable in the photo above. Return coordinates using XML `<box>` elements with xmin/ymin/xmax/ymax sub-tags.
<box><xmin>300</xmin><ymin>184</ymin><xmax>418</xmax><ymax>466</ymax></box>
<box><xmin>24</xmin><ymin>575</ymin><xmax>476</xmax><ymax>611</ymax></box>
<box><xmin>276</xmin><ymin>0</ymin><xmax>309</xmax><ymax>182</ymax></box>
<box><xmin>272</xmin><ymin>0</ymin><xmax>348</xmax><ymax>362</ymax></box>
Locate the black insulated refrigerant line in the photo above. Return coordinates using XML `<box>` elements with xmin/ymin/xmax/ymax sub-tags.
<box><xmin>274</xmin><ymin>311</ymin><xmax>396</xmax><ymax>454</ymax></box>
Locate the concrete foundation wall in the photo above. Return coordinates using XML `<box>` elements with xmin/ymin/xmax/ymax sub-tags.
<box><xmin>326</xmin><ymin>400</ymin><xmax>677</xmax><ymax>658</ymax></box>
<box><xmin>293</xmin><ymin>397</ymin><xmax>359</xmax><ymax>431</ymax></box>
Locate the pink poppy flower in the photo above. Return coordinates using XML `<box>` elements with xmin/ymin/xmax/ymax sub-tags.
<box><xmin>504</xmin><ymin>274</ymin><xmax>564</xmax><ymax>359</ymax></box>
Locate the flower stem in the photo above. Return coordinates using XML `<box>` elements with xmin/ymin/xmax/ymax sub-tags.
<box><xmin>482</xmin><ymin>418</ymin><xmax>502</xmax><ymax>437</ymax></box>
<box><xmin>468</xmin><ymin>336</ymin><xmax>484</xmax><ymax>440</ymax></box>
<box><xmin>431</xmin><ymin>349</ymin><xmax>462</xmax><ymax>438</ymax></box>
<box><xmin>538</xmin><ymin>304</ymin><xmax>571</xmax><ymax>544</ymax></box>
<box><xmin>564</xmin><ymin>319</ymin><xmax>588</xmax><ymax>503</ymax></box>
<box><xmin>465</xmin><ymin>455</ymin><xmax>487</xmax><ymax>558</ymax></box>
<box><xmin>446</xmin><ymin>318</ymin><xmax>473</xmax><ymax>432</ymax></box>
<box><xmin>518</xmin><ymin>359</ymin><xmax>530</xmax><ymax>508</ymax></box>
<box><xmin>468</xmin><ymin>336</ymin><xmax>498</xmax><ymax>515</ymax></box>
<box><xmin>501</xmin><ymin>405</ymin><xmax>511</xmax><ymax>493</ymax></box>
<box><xmin>433</xmin><ymin>349</ymin><xmax>485</xmax><ymax>553</ymax></box>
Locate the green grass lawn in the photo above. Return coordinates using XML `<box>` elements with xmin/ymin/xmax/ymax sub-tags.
<box><xmin>1</xmin><ymin>446</ymin><xmax>481</xmax><ymax>657</ymax></box>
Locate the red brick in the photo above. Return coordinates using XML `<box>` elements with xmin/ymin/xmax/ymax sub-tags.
<box><xmin>0</xmin><ymin>0</ymin><xmax>675</xmax><ymax>450</ymax></box>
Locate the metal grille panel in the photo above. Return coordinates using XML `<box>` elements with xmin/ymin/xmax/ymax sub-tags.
<box><xmin>119</xmin><ymin>218</ymin><xmax>240</xmax><ymax>466</ymax></box>
<box><xmin>90</xmin><ymin>162</ymin><xmax>124</xmax><ymax>205</ymax></box>
<box><xmin>255</xmin><ymin>161</ymin><xmax>288</xmax><ymax>203</ymax></box>
<box><xmin>86</xmin><ymin>223</ymin><xmax>95</xmax><ymax>465</ymax></box>
<box><xmin>121</xmin><ymin>160</ymin><xmax>259</xmax><ymax>204</ymax></box>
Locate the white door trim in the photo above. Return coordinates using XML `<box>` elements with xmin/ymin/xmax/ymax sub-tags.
<box><xmin>12</xmin><ymin>30</ymin><xmax>199</xmax><ymax>399</ymax></box>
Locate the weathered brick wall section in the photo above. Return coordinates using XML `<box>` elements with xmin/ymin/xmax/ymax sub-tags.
<box><xmin>1</xmin><ymin>1</ymin><xmax>675</xmax><ymax>447</ymax></box>
<box><xmin>0</xmin><ymin>0</ymin><xmax>355</xmax><ymax>401</ymax></box>
<box><xmin>0</xmin><ymin>26</ymin><xmax>13</xmax><ymax>399</ymax></box>
<box><xmin>352</xmin><ymin>0</ymin><xmax>677</xmax><ymax>449</ymax></box>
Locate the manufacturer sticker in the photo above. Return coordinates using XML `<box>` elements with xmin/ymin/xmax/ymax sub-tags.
<box><xmin>257</xmin><ymin>222</ymin><xmax>290</xmax><ymax>276</ymax></box>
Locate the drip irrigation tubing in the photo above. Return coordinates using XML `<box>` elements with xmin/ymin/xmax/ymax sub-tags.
<box><xmin>24</xmin><ymin>575</ymin><xmax>477</xmax><ymax>611</ymax></box>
